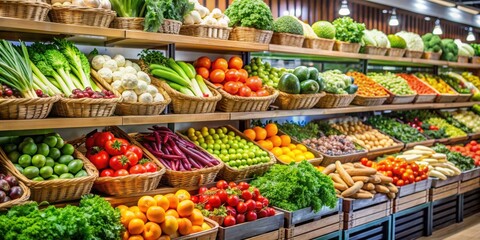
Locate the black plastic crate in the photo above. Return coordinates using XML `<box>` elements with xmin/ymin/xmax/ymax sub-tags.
<box><xmin>462</xmin><ymin>188</ymin><xmax>480</xmax><ymax>219</ymax></box>
<box><xmin>392</xmin><ymin>202</ymin><xmax>432</xmax><ymax>240</ymax></box>
<box><xmin>343</xmin><ymin>216</ymin><xmax>391</xmax><ymax>240</ymax></box>
<box><xmin>432</xmin><ymin>194</ymin><xmax>460</xmax><ymax>231</ymax></box>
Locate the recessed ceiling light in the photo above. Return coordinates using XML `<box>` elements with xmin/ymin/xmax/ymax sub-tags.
<box><xmin>425</xmin><ymin>17</ymin><xmax>431</xmax><ymax>21</ymax></box>
<box><xmin>428</xmin><ymin>0</ymin><xmax>456</xmax><ymax>7</ymax></box>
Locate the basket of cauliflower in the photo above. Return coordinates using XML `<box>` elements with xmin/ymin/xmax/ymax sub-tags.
<box><xmin>48</xmin><ymin>0</ymin><xmax>116</xmax><ymax>28</ymax></box>
<box><xmin>180</xmin><ymin>1</ymin><xmax>232</xmax><ymax>40</ymax></box>
<box><xmin>91</xmin><ymin>54</ymin><xmax>171</xmax><ymax>116</ymax></box>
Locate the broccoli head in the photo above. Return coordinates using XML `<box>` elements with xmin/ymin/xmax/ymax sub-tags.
<box><xmin>273</xmin><ymin>16</ymin><xmax>304</xmax><ymax>35</ymax></box>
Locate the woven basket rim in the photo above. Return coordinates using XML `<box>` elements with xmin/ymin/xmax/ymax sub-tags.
<box><xmin>354</xmin><ymin>94</ymin><xmax>389</xmax><ymax>99</ymax></box>
<box><xmin>232</xmin><ymin>26</ymin><xmax>273</xmax><ymax>34</ymax></box>
<box><xmin>0</xmin><ymin>0</ymin><xmax>51</xmax><ymax>7</ymax></box>
<box><xmin>304</xmin><ymin>37</ymin><xmax>335</xmax><ymax>41</ymax></box>
<box><xmin>159</xmin><ymin>80</ymin><xmax>222</xmax><ymax>101</ymax></box>
<box><xmin>57</xmin><ymin>96</ymin><xmax>121</xmax><ymax>104</ymax></box>
<box><xmin>272</xmin><ymin>32</ymin><xmax>305</xmax><ymax>38</ymax></box>
<box><xmin>0</xmin><ymin>169</ymin><xmax>31</xmax><ymax>210</ymax></box>
<box><xmin>335</xmin><ymin>40</ymin><xmax>361</xmax><ymax>45</ymax></box>
<box><xmin>50</xmin><ymin>5</ymin><xmax>116</xmax><ymax>14</ymax></box>
<box><xmin>405</xmin><ymin>49</ymin><xmax>424</xmax><ymax>54</ymax></box>
<box><xmin>209</xmin><ymin>81</ymin><xmax>279</xmax><ymax>101</ymax></box>
<box><xmin>0</xmin><ymin>95</ymin><xmax>60</xmax><ymax>105</ymax></box>
<box><xmin>276</xmin><ymin>88</ymin><xmax>326</xmax><ymax>98</ymax></box>
<box><xmin>181</xmin><ymin>24</ymin><xmax>232</xmax><ymax>30</ymax></box>
<box><xmin>113</xmin><ymin>17</ymin><xmax>145</xmax><ymax>20</ymax></box>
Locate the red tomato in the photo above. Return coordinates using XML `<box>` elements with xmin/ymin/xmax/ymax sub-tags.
<box><xmin>199</xmin><ymin>195</ymin><xmax>208</xmax><ymax>204</ymax></box>
<box><xmin>212</xmin><ymin>58</ymin><xmax>228</xmax><ymax>71</ymax></box>
<box><xmin>210</xmin><ymin>69</ymin><xmax>226</xmax><ymax>83</ymax></box>
<box><xmin>246</xmin><ymin>211</ymin><xmax>257</xmax><ymax>221</ymax></box>
<box><xmin>415</xmin><ymin>176</ymin><xmax>422</xmax><ymax>182</ymax></box>
<box><xmin>408</xmin><ymin>174</ymin><xmax>415</xmax><ymax>183</ymax></box>
<box><xmin>199</xmin><ymin>186</ymin><xmax>208</xmax><ymax>194</ymax></box>
<box><xmin>405</xmin><ymin>180</ymin><xmax>410</xmax><ymax>185</ymax></box>
<box><xmin>471</xmin><ymin>140</ymin><xmax>478</xmax><ymax>146</ymax></box>
<box><xmin>360</xmin><ymin>158</ymin><xmax>368</xmax><ymax>165</ymax></box>
<box><xmin>94</xmin><ymin>132</ymin><xmax>114</xmax><ymax>148</ymax></box>
<box><xmin>208</xmin><ymin>195</ymin><xmax>221</xmax><ymax>208</ymax></box>
<box><xmin>196</xmin><ymin>67</ymin><xmax>210</xmax><ymax>79</ymax></box>
<box><xmin>397</xmin><ymin>179</ymin><xmax>405</xmax><ymax>186</ymax></box>
<box><xmin>252</xmin><ymin>188</ymin><xmax>260</xmax><ymax>198</ymax></box>
<box><xmin>100</xmin><ymin>168</ymin><xmax>115</xmax><ymax>177</ymax></box>
<box><xmin>214</xmin><ymin>83</ymin><xmax>224</xmax><ymax>88</ymax></box>
<box><xmin>250</xmin><ymin>92</ymin><xmax>257</xmax><ymax>97</ymax></box>
<box><xmin>237</xmin><ymin>182</ymin><xmax>250</xmax><ymax>190</ymax></box>
<box><xmin>262</xmin><ymin>198</ymin><xmax>269</xmax><ymax>207</ymax></box>
<box><xmin>366</xmin><ymin>161</ymin><xmax>373</xmax><ymax>167</ymax></box>
<box><xmin>129</xmin><ymin>164</ymin><xmax>147</xmax><ymax>174</ymax></box>
<box><xmin>256</xmin><ymin>89</ymin><xmax>270</xmax><ymax>97</ymax></box>
<box><xmin>238</xmin><ymin>86</ymin><xmax>252</xmax><ymax>97</ymax></box>
<box><xmin>225</xmin><ymin>69</ymin><xmax>240</xmax><ymax>82</ymax></box>
<box><xmin>224</xmin><ymin>81</ymin><xmax>240</xmax><ymax>94</ymax></box>
<box><xmin>227</xmin><ymin>195</ymin><xmax>240</xmax><ymax>207</ymax></box>
<box><xmin>105</xmin><ymin>139</ymin><xmax>128</xmax><ymax>156</ymax></box>
<box><xmin>245</xmin><ymin>77</ymin><xmax>262</xmax><ymax>92</ymax></box>
<box><xmin>223</xmin><ymin>215</ymin><xmax>236</xmax><ymax>227</ymax></box>
<box><xmin>471</xmin><ymin>145</ymin><xmax>479</xmax><ymax>152</ymax></box>
<box><xmin>241</xmin><ymin>190</ymin><xmax>253</xmax><ymax>200</ymax></box>
<box><xmin>228</xmin><ymin>56</ymin><xmax>243</xmax><ymax>70</ymax></box>
<box><xmin>238</xmin><ymin>69</ymin><xmax>248</xmax><ymax>83</ymax></box>
<box><xmin>86</xmin><ymin>147</ymin><xmax>109</xmax><ymax>170</ymax></box>
<box><xmin>114</xmin><ymin>169</ymin><xmax>129</xmax><ymax>177</ymax></box>
<box><xmin>255</xmin><ymin>201</ymin><xmax>263</xmax><ymax>210</ymax></box>
<box><xmin>126</xmin><ymin>145</ymin><xmax>143</xmax><ymax>160</ymax></box>
<box><xmin>217</xmin><ymin>189</ymin><xmax>228</xmax><ymax>203</ymax></box>
<box><xmin>85</xmin><ymin>132</ymin><xmax>100</xmax><ymax>149</ymax></box>
<box><xmin>125</xmin><ymin>151</ymin><xmax>139</xmax><ymax>166</ymax></box>
<box><xmin>204</xmin><ymin>203</ymin><xmax>213</xmax><ymax>211</ymax></box>
<box><xmin>194</xmin><ymin>56</ymin><xmax>211</xmax><ymax>69</ymax></box>
<box><xmin>228</xmin><ymin>182</ymin><xmax>237</xmax><ymax>188</ymax></box>
<box><xmin>216</xmin><ymin>180</ymin><xmax>228</xmax><ymax>189</ymax></box>
<box><xmin>257</xmin><ymin>209</ymin><xmax>268</xmax><ymax>218</ymax></box>
<box><xmin>109</xmin><ymin>155</ymin><xmax>129</xmax><ymax>170</ymax></box>
<box><xmin>402</xmin><ymin>172</ymin><xmax>410</xmax><ymax>181</ymax></box>
<box><xmin>236</xmin><ymin>202</ymin><xmax>247</xmax><ymax>213</ymax></box>
<box><xmin>245</xmin><ymin>199</ymin><xmax>255</xmax><ymax>211</ymax></box>
<box><xmin>266</xmin><ymin>207</ymin><xmax>276</xmax><ymax>217</ymax></box>
<box><xmin>226</xmin><ymin>206</ymin><xmax>237</xmax><ymax>216</ymax></box>
<box><xmin>191</xmin><ymin>196</ymin><xmax>199</xmax><ymax>204</ymax></box>
<box><xmin>236</xmin><ymin>214</ymin><xmax>245</xmax><ymax>224</ymax></box>
<box><xmin>141</xmin><ymin>161</ymin><xmax>157</xmax><ymax>172</ymax></box>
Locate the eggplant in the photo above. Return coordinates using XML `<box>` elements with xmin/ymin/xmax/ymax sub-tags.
<box><xmin>4</xmin><ymin>175</ymin><xmax>18</xmax><ymax>187</ymax></box>
<box><xmin>9</xmin><ymin>186</ymin><xmax>23</xmax><ymax>199</ymax></box>
<box><xmin>0</xmin><ymin>179</ymin><xmax>10</xmax><ymax>192</ymax></box>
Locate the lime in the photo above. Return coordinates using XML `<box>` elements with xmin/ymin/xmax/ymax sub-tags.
<box><xmin>39</xmin><ymin>166</ymin><xmax>53</xmax><ymax>179</ymax></box>
<box><xmin>45</xmin><ymin>157</ymin><xmax>55</xmax><ymax>167</ymax></box>
<box><xmin>32</xmin><ymin>176</ymin><xmax>44</xmax><ymax>181</ymax></box>
<box><xmin>59</xmin><ymin>173</ymin><xmax>74</xmax><ymax>179</ymax></box>
<box><xmin>61</xmin><ymin>144</ymin><xmax>74</xmax><ymax>155</ymax></box>
<box><xmin>54</xmin><ymin>164</ymin><xmax>69</xmax><ymax>175</ymax></box>
<box><xmin>18</xmin><ymin>154</ymin><xmax>32</xmax><ymax>168</ymax></box>
<box><xmin>48</xmin><ymin>175</ymin><xmax>59</xmax><ymax>180</ymax></box>
<box><xmin>75</xmin><ymin>170</ymin><xmax>88</xmax><ymax>178</ymax></box>
<box><xmin>32</xmin><ymin>154</ymin><xmax>46</xmax><ymax>168</ymax></box>
<box><xmin>58</xmin><ymin>155</ymin><xmax>74</xmax><ymax>165</ymax></box>
<box><xmin>7</xmin><ymin>151</ymin><xmax>21</xmax><ymax>163</ymax></box>
<box><xmin>23</xmin><ymin>166</ymin><xmax>39</xmax><ymax>179</ymax></box>
<box><xmin>68</xmin><ymin>160</ymin><xmax>83</xmax><ymax>174</ymax></box>
<box><xmin>22</xmin><ymin>142</ymin><xmax>37</xmax><ymax>155</ymax></box>
<box><xmin>23</xmin><ymin>137</ymin><xmax>34</xmax><ymax>143</ymax></box>
<box><xmin>54</xmin><ymin>137</ymin><xmax>65</xmax><ymax>148</ymax></box>
<box><xmin>14</xmin><ymin>164</ymin><xmax>23</xmax><ymax>174</ymax></box>
<box><xmin>43</xmin><ymin>136</ymin><xmax>58</xmax><ymax>148</ymax></box>
<box><xmin>36</xmin><ymin>143</ymin><xmax>49</xmax><ymax>156</ymax></box>
<box><xmin>48</xmin><ymin>148</ymin><xmax>61</xmax><ymax>160</ymax></box>
<box><xmin>3</xmin><ymin>143</ymin><xmax>17</xmax><ymax>153</ymax></box>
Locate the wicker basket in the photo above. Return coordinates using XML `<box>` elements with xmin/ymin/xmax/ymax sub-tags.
<box><xmin>276</xmin><ymin>130</ymin><xmax>323</xmax><ymax>166</ymax></box>
<box><xmin>458</xmin><ymin>56</ymin><xmax>469</xmax><ymax>63</ymax></box>
<box><xmin>207</xmin><ymin>81</ymin><xmax>278</xmax><ymax>112</ymax></box>
<box><xmin>455</xmin><ymin>93</ymin><xmax>472</xmax><ymax>102</ymax></box>
<box><xmin>216</xmin><ymin>126</ymin><xmax>276</xmax><ymax>182</ymax></box>
<box><xmin>49</xmin><ymin>6</ymin><xmax>116</xmax><ymax>28</ymax></box>
<box><xmin>315</xmin><ymin>93</ymin><xmax>356</xmax><ymax>108</ymax></box>
<box><xmin>71</xmin><ymin>127</ymin><xmax>166</xmax><ymax>196</ymax></box>
<box><xmin>159</xmin><ymin>19</ymin><xmax>182</xmax><ymax>34</ymax></box>
<box><xmin>273</xmin><ymin>90</ymin><xmax>325</xmax><ymax>110</ymax></box>
<box><xmin>319</xmin><ymin>150</ymin><xmax>367</xmax><ymax>166</ymax></box>
<box><xmin>0</xmin><ymin>146</ymin><xmax>97</xmax><ymax>203</ymax></box>
<box><xmin>110</xmin><ymin>17</ymin><xmax>144</xmax><ymax>30</ymax></box>
<box><xmin>435</xmin><ymin>94</ymin><xmax>458</xmax><ymax>103</ymax></box>
<box><xmin>180</xmin><ymin>25</ymin><xmax>232</xmax><ymax>40</ymax></box>
<box><xmin>352</xmin><ymin>95</ymin><xmax>388</xmax><ymax>106</ymax></box>
<box><xmin>334</xmin><ymin>41</ymin><xmax>361</xmax><ymax>53</ymax></box>
<box><xmin>135</xmin><ymin>132</ymin><xmax>224</xmax><ymax>188</ymax></box>
<box><xmin>91</xmin><ymin>69</ymin><xmax>171</xmax><ymax>116</ymax></box>
<box><xmin>229</xmin><ymin>27</ymin><xmax>273</xmax><ymax>44</ymax></box>
<box><xmin>270</xmin><ymin>32</ymin><xmax>305</xmax><ymax>47</ymax></box>
<box><xmin>0</xmin><ymin>0</ymin><xmax>51</xmax><ymax>21</ymax></box>
<box><xmin>364</xmin><ymin>46</ymin><xmax>388</xmax><ymax>56</ymax></box>
<box><xmin>158</xmin><ymin>80</ymin><xmax>221</xmax><ymax>114</ymax></box>
<box><xmin>303</xmin><ymin>37</ymin><xmax>335</xmax><ymax>51</ymax></box>
<box><xmin>423</xmin><ymin>51</ymin><xmax>442</xmax><ymax>60</ymax></box>
<box><xmin>0</xmin><ymin>96</ymin><xmax>58</xmax><ymax>120</ymax></box>
<box><xmin>405</xmin><ymin>50</ymin><xmax>423</xmax><ymax>59</ymax></box>
<box><xmin>176</xmin><ymin>217</ymin><xmax>219</xmax><ymax>240</ymax></box>
<box><xmin>386</xmin><ymin>48</ymin><xmax>406</xmax><ymax>57</ymax></box>
<box><xmin>52</xmin><ymin>96</ymin><xmax>120</xmax><ymax>117</ymax></box>
<box><xmin>384</xmin><ymin>88</ymin><xmax>416</xmax><ymax>104</ymax></box>
<box><xmin>414</xmin><ymin>94</ymin><xmax>437</xmax><ymax>103</ymax></box>
<box><xmin>472</xmin><ymin>56</ymin><xmax>480</xmax><ymax>64</ymax></box>
<box><xmin>0</xmin><ymin>169</ymin><xmax>30</xmax><ymax>210</ymax></box>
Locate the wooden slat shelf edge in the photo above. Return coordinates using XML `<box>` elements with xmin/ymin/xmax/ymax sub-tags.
<box><xmin>122</xmin><ymin>112</ymin><xmax>231</xmax><ymax>125</ymax></box>
<box><xmin>0</xmin><ymin>116</ymin><xmax>123</xmax><ymax>131</ymax></box>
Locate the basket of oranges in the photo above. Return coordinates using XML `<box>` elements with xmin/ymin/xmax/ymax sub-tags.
<box><xmin>243</xmin><ymin>123</ymin><xmax>323</xmax><ymax>166</ymax></box>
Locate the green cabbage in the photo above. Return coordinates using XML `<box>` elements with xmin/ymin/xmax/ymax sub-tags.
<box><xmin>396</xmin><ymin>31</ymin><xmax>424</xmax><ymax>51</ymax></box>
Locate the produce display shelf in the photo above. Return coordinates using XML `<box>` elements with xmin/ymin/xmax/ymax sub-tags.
<box><xmin>391</xmin><ymin>202</ymin><xmax>432</xmax><ymax>240</ymax></box>
<box><xmin>432</xmin><ymin>194</ymin><xmax>461</xmax><ymax>231</ymax></box>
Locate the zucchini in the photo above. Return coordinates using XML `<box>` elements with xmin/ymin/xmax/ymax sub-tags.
<box><xmin>151</xmin><ymin>69</ymin><xmax>192</xmax><ymax>87</ymax></box>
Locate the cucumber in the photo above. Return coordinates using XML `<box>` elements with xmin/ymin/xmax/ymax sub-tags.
<box><xmin>300</xmin><ymin>80</ymin><xmax>320</xmax><ymax>94</ymax></box>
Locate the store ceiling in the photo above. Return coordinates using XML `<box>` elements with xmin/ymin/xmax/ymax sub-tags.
<box><xmin>457</xmin><ymin>0</ymin><xmax>480</xmax><ymax>9</ymax></box>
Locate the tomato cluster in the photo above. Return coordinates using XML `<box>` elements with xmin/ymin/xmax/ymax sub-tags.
<box><xmin>447</xmin><ymin>140</ymin><xmax>480</xmax><ymax>166</ymax></box>
<box><xmin>360</xmin><ymin>156</ymin><xmax>428</xmax><ymax>186</ymax></box>
<box><xmin>193</xmin><ymin>180</ymin><xmax>275</xmax><ymax>227</ymax></box>
<box><xmin>194</xmin><ymin>56</ymin><xmax>270</xmax><ymax>97</ymax></box>
<box><xmin>85</xmin><ymin>131</ymin><xmax>157</xmax><ymax>177</ymax></box>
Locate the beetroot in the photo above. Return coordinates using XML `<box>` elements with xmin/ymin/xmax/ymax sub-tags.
<box><xmin>0</xmin><ymin>179</ymin><xmax>10</xmax><ymax>192</ymax></box>
<box><xmin>9</xmin><ymin>186</ymin><xmax>23</xmax><ymax>200</ymax></box>
<box><xmin>4</xmin><ymin>175</ymin><xmax>18</xmax><ymax>187</ymax></box>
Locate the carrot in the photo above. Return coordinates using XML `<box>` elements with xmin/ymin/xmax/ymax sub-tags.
<box><xmin>346</xmin><ymin>72</ymin><xmax>389</xmax><ymax>97</ymax></box>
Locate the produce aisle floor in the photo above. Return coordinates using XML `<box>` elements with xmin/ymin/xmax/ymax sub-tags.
<box><xmin>419</xmin><ymin>213</ymin><xmax>480</xmax><ymax>240</ymax></box>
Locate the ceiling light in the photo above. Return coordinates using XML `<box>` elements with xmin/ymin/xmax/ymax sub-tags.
<box><xmin>282</xmin><ymin>10</ymin><xmax>290</xmax><ymax>16</ymax></box>
<box><xmin>457</xmin><ymin>5</ymin><xmax>479</xmax><ymax>15</ymax></box>
<box><xmin>425</xmin><ymin>16</ymin><xmax>431</xmax><ymax>21</ymax></box>
<box><xmin>389</xmin><ymin>8</ymin><xmax>399</xmax><ymax>26</ymax></box>
<box><xmin>433</xmin><ymin>19</ymin><xmax>443</xmax><ymax>35</ymax></box>
<box><xmin>467</xmin><ymin>27</ymin><xmax>476</xmax><ymax>41</ymax></box>
<box><xmin>339</xmin><ymin>0</ymin><xmax>350</xmax><ymax>16</ymax></box>
<box><xmin>428</xmin><ymin>0</ymin><xmax>456</xmax><ymax>7</ymax></box>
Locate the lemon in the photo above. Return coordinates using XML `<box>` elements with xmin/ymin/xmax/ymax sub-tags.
<box><xmin>304</xmin><ymin>152</ymin><xmax>315</xmax><ymax>160</ymax></box>
<box><xmin>296</xmin><ymin>144</ymin><xmax>308</xmax><ymax>152</ymax></box>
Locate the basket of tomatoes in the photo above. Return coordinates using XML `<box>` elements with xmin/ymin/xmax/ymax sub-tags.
<box><xmin>71</xmin><ymin>126</ymin><xmax>166</xmax><ymax>195</ymax></box>
<box><xmin>195</xmin><ymin>56</ymin><xmax>279</xmax><ymax>112</ymax></box>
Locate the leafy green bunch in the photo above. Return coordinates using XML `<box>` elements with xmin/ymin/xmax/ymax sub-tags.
<box><xmin>432</xmin><ymin>144</ymin><xmax>475</xmax><ymax>171</ymax></box>
<box><xmin>332</xmin><ymin>17</ymin><xmax>365</xmax><ymax>43</ymax></box>
<box><xmin>471</xmin><ymin>43</ymin><xmax>480</xmax><ymax>57</ymax></box>
<box><xmin>144</xmin><ymin>0</ymin><xmax>194</xmax><ymax>32</ymax></box>
<box><xmin>224</xmin><ymin>0</ymin><xmax>274</xmax><ymax>31</ymax></box>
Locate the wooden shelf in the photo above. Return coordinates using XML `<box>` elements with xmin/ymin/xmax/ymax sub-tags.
<box><xmin>122</xmin><ymin>112</ymin><xmax>230</xmax><ymax>125</ymax></box>
<box><xmin>447</xmin><ymin>61</ymin><xmax>480</xmax><ymax>69</ymax></box>
<box><xmin>0</xmin><ymin>117</ymin><xmax>123</xmax><ymax>131</ymax></box>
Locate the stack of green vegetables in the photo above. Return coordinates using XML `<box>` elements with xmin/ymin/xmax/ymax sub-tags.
<box><xmin>425</xmin><ymin>117</ymin><xmax>467</xmax><ymax>138</ymax></box>
<box><xmin>422</xmin><ymin>33</ymin><xmax>442</xmax><ymax>53</ymax></box>
<box><xmin>140</xmin><ymin>50</ymin><xmax>212</xmax><ymax>97</ymax></box>
<box><xmin>250</xmin><ymin>161</ymin><xmax>337</xmax><ymax>212</ymax></box>
<box><xmin>224</xmin><ymin>0</ymin><xmax>274</xmax><ymax>31</ymax></box>
<box><xmin>368</xmin><ymin>72</ymin><xmax>416</xmax><ymax>95</ymax></box>
<box><xmin>319</xmin><ymin>70</ymin><xmax>358</xmax><ymax>94</ymax></box>
<box><xmin>440</xmin><ymin>39</ymin><xmax>459</xmax><ymax>61</ymax></box>
<box><xmin>276</xmin><ymin>121</ymin><xmax>321</xmax><ymax>141</ymax></box>
<box><xmin>332</xmin><ymin>17</ymin><xmax>365</xmax><ymax>43</ymax></box>
<box><xmin>244</xmin><ymin>57</ymin><xmax>288</xmax><ymax>88</ymax></box>
<box><xmin>432</xmin><ymin>144</ymin><xmax>475</xmax><ymax>171</ymax></box>
<box><xmin>471</xmin><ymin>43</ymin><xmax>480</xmax><ymax>57</ymax></box>
<box><xmin>366</xmin><ymin>115</ymin><xmax>427</xmax><ymax>143</ymax></box>
<box><xmin>0</xmin><ymin>195</ymin><xmax>124</xmax><ymax>240</ymax></box>
<box><xmin>439</xmin><ymin>73</ymin><xmax>471</xmax><ymax>94</ymax></box>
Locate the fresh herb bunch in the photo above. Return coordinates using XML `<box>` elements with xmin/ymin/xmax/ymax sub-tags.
<box><xmin>0</xmin><ymin>195</ymin><xmax>124</xmax><ymax>240</ymax></box>
<box><xmin>432</xmin><ymin>144</ymin><xmax>475</xmax><ymax>171</ymax></box>
<box><xmin>276</xmin><ymin>121</ymin><xmax>321</xmax><ymax>141</ymax></box>
<box><xmin>224</xmin><ymin>0</ymin><xmax>274</xmax><ymax>31</ymax></box>
<box><xmin>251</xmin><ymin>161</ymin><xmax>337</xmax><ymax>212</ymax></box>
<box><xmin>138</xmin><ymin>49</ymin><xmax>167</xmax><ymax>67</ymax></box>
<box><xmin>332</xmin><ymin>17</ymin><xmax>365</xmax><ymax>43</ymax></box>
<box><xmin>471</xmin><ymin>43</ymin><xmax>480</xmax><ymax>57</ymax></box>
<box><xmin>366</xmin><ymin>115</ymin><xmax>427</xmax><ymax>143</ymax></box>
<box><xmin>144</xmin><ymin>0</ymin><xmax>194</xmax><ymax>32</ymax></box>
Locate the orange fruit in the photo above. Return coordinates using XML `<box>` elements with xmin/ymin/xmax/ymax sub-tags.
<box><xmin>265</xmin><ymin>123</ymin><xmax>278</xmax><ymax>137</ymax></box>
<box><xmin>128</xmin><ymin>218</ymin><xmax>145</xmax><ymax>235</ymax></box>
<box><xmin>158</xmin><ymin>236</ymin><xmax>171</xmax><ymax>240</ymax></box>
<box><xmin>142</xmin><ymin>222</ymin><xmax>162</xmax><ymax>240</ymax></box>
<box><xmin>175</xmin><ymin>190</ymin><xmax>191</xmax><ymax>202</ymax></box>
<box><xmin>269</xmin><ymin>135</ymin><xmax>282</xmax><ymax>147</ymax></box>
<box><xmin>243</xmin><ymin>129</ymin><xmax>256</xmax><ymax>141</ymax></box>
<box><xmin>165</xmin><ymin>209</ymin><xmax>179</xmax><ymax>218</ymax></box>
<box><xmin>121</xmin><ymin>210</ymin><xmax>136</xmax><ymax>228</ymax></box>
<box><xmin>147</xmin><ymin>206</ymin><xmax>166</xmax><ymax>223</ymax></box>
<box><xmin>201</xmin><ymin>222</ymin><xmax>211</xmax><ymax>230</ymax></box>
<box><xmin>129</xmin><ymin>206</ymin><xmax>141</xmax><ymax>212</ymax></box>
<box><xmin>271</xmin><ymin>147</ymin><xmax>283</xmax><ymax>157</ymax></box>
<box><xmin>164</xmin><ymin>194</ymin><xmax>179</xmax><ymax>209</ymax></box>
<box><xmin>128</xmin><ymin>235</ymin><xmax>144</xmax><ymax>240</ymax></box>
<box><xmin>161</xmin><ymin>216</ymin><xmax>179</xmax><ymax>235</ymax></box>
<box><xmin>122</xmin><ymin>230</ymin><xmax>130</xmax><ymax>240</ymax></box>
<box><xmin>191</xmin><ymin>225</ymin><xmax>203</xmax><ymax>233</ymax></box>
<box><xmin>188</xmin><ymin>209</ymin><xmax>204</xmax><ymax>226</ymax></box>
<box><xmin>154</xmin><ymin>195</ymin><xmax>170</xmax><ymax>211</ymax></box>
<box><xmin>177</xmin><ymin>200</ymin><xmax>195</xmax><ymax>218</ymax></box>
<box><xmin>138</xmin><ymin>196</ymin><xmax>157</xmax><ymax>213</ymax></box>
<box><xmin>177</xmin><ymin>218</ymin><xmax>193</xmax><ymax>236</ymax></box>
<box><xmin>253</xmin><ymin>127</ymin><xmax>267</xmax><ymax>141</ymax></box>
<box><xmin>133</xmin><ymin>210</ymin><xmax>148</xmax><ymax>223</ymax></box>
<box><xmin>258</xmin><ymin>140</ymin><xmax>273</xmax><ymax>151</ymax></box>
<box><xmin>117</xmin><ymin>205</ymin><xmax>129</xmax><ymax>213</ymax></box>
<box><xmin>280</xmin><ymin>135</ymin><xmax>291</xmax><ymax>147</ymax></box>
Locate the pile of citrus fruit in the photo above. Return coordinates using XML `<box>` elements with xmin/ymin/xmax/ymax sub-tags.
<box><xmin>243</xmin><ymin>123</ymin><xmax>316</xmax><ymax>163</ymax></box>
<box><xmin>117</xmin><ymin>190</ymin><xmax>211</xmax><ymax>240</ymax></box>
